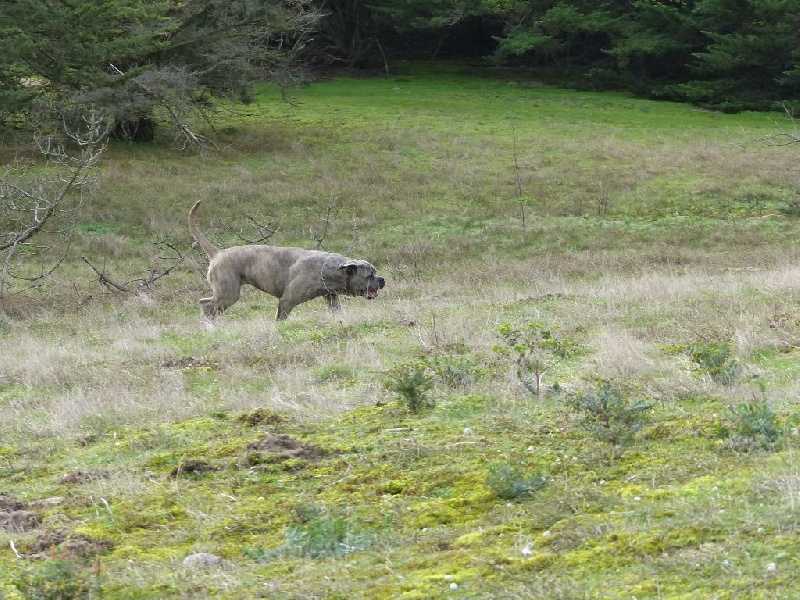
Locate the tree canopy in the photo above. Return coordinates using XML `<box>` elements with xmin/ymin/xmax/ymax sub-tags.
<box><xmin>1</xmin><ymin>0</ymin><xmax>797</xmax><ymax>142</ymax></box>
<box><xmin>0</xmin><ymin>0</ymin><xmax>321</xmax><ymax>142</ymax></box>
<box><xmin>352</xmin><ymin>0</ymin><xmax>800</xmax><ymax>112</ymax></box>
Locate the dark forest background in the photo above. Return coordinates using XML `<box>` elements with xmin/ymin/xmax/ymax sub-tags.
<box><xmin>332</xmin><ymin>0</ymin><xmax>799</xmax><ymax>113</ymax></box>
<box><xmin>1</xmin><ymin>0</ymin><xmax>798</xmax><ymax>142</ymax></box>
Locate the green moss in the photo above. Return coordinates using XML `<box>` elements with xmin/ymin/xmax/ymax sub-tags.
<box><xmin>0</xmin><ymin>444</ymin><xmax>19</xmax><ymax>458</ymax></box>
<box><xmin>508</xmin><ymin>552</ymin><xmax>556</xmax><ymax>572</ymax></box>
<box><xmin>405</xmin><ymin>492</ymin><xmax>493</xmax><ymax>529</ymax></box>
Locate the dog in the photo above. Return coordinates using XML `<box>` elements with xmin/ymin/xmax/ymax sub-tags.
<box><xmin>189</xmin><ymin>201</ymin><xmax>385</xmax><ymax>320</ymax></box>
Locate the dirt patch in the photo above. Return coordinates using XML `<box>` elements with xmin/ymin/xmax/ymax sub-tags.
<box><xmin>170</xmin><ymin>459</ymin><xmax>217</xmax><ymax>478</ymax></box>
<box><xmin>0</xmin><ymin>509</ymin><xmax>40</xmax><ymax>533</ymax></box>
<box><xmin>238</xmin><ymin>407</ymin><xmax>287</xmax><ymax>427</ymax></box>
<box><xmin>0</xmin><ymin>492</ymin><xmax>23</xmax><ymax>512</ymax></box>
<box><xmin>0</xmin><ymin>493</ymin><xmax>40</xmax><ymax>533</ymax></box>
<box><xmin>242</xmin><ymin>434</ymin><xmax>326</xmax><ymax>467</ymax></box>
<box><xmin>29</xmin><ymin>530</ymin><xmax>114</xmax><ymax>558</ymax></box>
<box><xmin>160</xmin><ymin>356</ymin><xmax>217</xmax><ymax>369</ymax></box>
<box><xmin>59</xmin><ymin>469</ymin><xmax>111</xmax><ymax>484</ymax></box>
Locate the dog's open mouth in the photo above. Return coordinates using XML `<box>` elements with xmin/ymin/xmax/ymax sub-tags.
<box><xmin>364</xmin><ymin>289</ymin><xmax>379</xmax><ymax>299</ymax></box>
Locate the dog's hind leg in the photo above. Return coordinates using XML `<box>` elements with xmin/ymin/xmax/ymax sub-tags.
<box><xmin>202</xmin><ymin>271</ymin><xmax>241</xmax><ymax>319</ymax></box>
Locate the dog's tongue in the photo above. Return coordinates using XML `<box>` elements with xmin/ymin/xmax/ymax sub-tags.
<box><xmin>364</xmin><ymin>290</ymin><xmax>378</xmax><ymax>299</ymax></box>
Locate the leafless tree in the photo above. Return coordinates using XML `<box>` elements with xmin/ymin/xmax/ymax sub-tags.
<box><xmin>0</xmin><ymin>109</ymin><xmax>108</xmax><ymax>312</ymax></box>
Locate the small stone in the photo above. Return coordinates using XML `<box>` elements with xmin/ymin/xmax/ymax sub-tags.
<box><xmin>182</xmin><ymin>552</ymin><xmax>228</xmax><ymax>570</ymax></box>
<box><xmin>463</xmin><ymin>428</ymin><xmax>473</xmax><ymax>435</ymax></box>
<box><xmin>450</xmin><ymin>582</ymin><xmax>458</xmax><ymax>590</ymax></box>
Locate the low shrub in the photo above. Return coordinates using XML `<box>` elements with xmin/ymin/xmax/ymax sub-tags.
<box><xmin>384</xmin><ymin>358</ymin><xmax>435</xmax><ymax>412</ymax></box>
<box><xmin>496</xmin><ymin>321</ymin><xmax>580</xmax><ymax>395</ymax></box>
<box><xmin>568</xmin><ymin>380</ymin><xmax>653</xmax><ymax>449</ymax></box>
<box><xmin>19</xmin><ymin>557</ymin><xmax>105</xmax><ymax>600</ymax></box>
<box><xmin>246</xmin><ymin>505</ymin><xmax>373</xmax><ymax>560</ymax></box>
<box><xmin>426</xmin><ymin>353</ymin><xmax>478</xmax><ymax>389</ymax></box>
<box><xmin>689</xmin><ymin>341</ymin><xmax>740</xmax><ymax>386</ymax></box>
<box><xmin>485</xmin><ymin>462</ymin><xmax>548</xmax><ymax>500</ymax></box>
<box><xmin>723</xmin><ymin>399</ymin><xmax>783</xmax><ymax>452</ymax></box>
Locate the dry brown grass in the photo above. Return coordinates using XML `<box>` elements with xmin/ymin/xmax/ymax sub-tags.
<box><xmin>3</xmin><ymin>243</ymin><xmax>799</xmax><ymax>443</ymax></box>
<box><xmin>2</xmin><ymin>75</ymin><xmax>799</xmax><ymax>447</ymax></box>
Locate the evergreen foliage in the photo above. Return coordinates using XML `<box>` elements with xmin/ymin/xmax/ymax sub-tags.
<box><xmin>0</xmin><ymin>0</ymin><xmax>321</xmax><ymax>139</ymax></box>
<box><xmin>385</xmin><ymin>359</ymin><xmax>436</xmax><ymax>412</ymax></box>
<box><xmin>485</xmin><ymin>462</ymin><xmax>548</xmax><ymax>500</ymax></box>
<box><xmin>319</xmin><ymin>0</ymin><xmax>800</xmax><ymax>111</ymax></box>
<box><xmin>724</xmin><ymin>399</ymin><xmax>784</xmax><ymax>452</ymax></box>
<box><xmin>568</xmin><ymin>380</ymin><xmax>653</xmax><ymax>449</ymax></box>
<box><xmin>688</xmin><ymin>341</ymin><xmax>741</xmax><ymax>386</ymax></box>
<box><xmin>1</xmin><ymin>0</ymin><xmax>798</xmax><ymax>139</ymax></box>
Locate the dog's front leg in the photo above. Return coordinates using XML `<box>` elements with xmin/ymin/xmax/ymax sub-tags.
<box><xmin>276</xmin><ymin>300</ymin><xmax>292</xmax><ymax>321</ymax></box>
<box><xmin>324</xmin><ymin>293</ymin><xmax>341</xmax><ymax>312</ymax></box>
<box><xmin>200</xmin><ymin>297</ymin><xmax>219</xmax><ymax>319</ymax></box>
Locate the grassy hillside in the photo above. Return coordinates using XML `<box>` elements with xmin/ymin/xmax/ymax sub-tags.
<box><xmin>2</xmin><ymin>69</ymin><xmax>800</xmax><ymax>598</ymax></box>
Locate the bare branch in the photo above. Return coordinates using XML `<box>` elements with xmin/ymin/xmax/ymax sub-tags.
<box><xmin>308</xmin><ymin>201</ymin><xmax>340</xmax><ymax>251</ymax></box>
<box><xmin>82</xmin><ymin>256</ymin><xmax>131</xmax><ymax>293</ymax></box>
<box><xmin>83</xmin><ymin>239</ymin><xmax>187</xmax><ymax>295</ymax></box>
<box><xmin>0</xmin><ymin>111</ymin><xmax>107</xmax><ymax>309</ymax></box>
<box><xmin>224</xmin><ymin>213</ymin><xmax>281</xmax><ymax>245</ymax></box>
<box><xmin>757</xmin><ymin>104</ymin><xmax>800</xmax><ymax>147</ymax></box>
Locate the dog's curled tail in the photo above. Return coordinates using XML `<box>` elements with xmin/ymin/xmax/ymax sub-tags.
<box><xmin>188</xmin><ymin>200</ymin><xmax>220</xmax><ymax>259</ymax></box>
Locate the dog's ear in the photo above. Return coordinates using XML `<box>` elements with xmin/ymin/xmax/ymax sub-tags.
<box><xmin>339</xmin><ymin>261</ymin><xmax>359</xmax><ymax>275</ymax></box>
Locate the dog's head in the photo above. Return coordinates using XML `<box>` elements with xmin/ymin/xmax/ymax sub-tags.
<box><xmin>339</xmin><ymin>260</ymin><xmax>386</xmax><ymax>299</ymax></box>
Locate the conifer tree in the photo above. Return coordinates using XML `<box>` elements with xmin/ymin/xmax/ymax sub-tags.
<box><xmin>0</xmin><ymin>0</ymin><xmax>321</xmax><ymax>142</ymax></box>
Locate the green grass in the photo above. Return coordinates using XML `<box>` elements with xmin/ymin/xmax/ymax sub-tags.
<box><xmin>2</xmin><ymin>70</ymin><xmax>800</xmax><ymax>598</ymax></box>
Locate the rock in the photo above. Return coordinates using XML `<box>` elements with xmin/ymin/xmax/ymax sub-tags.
<box><xmin>182</xmin><ymin>552</ymin><xmax>229</xmax><ymax>570</ymax></box>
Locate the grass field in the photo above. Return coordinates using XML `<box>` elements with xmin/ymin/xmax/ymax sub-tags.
<box><xmin>2</xmin><ymin>67</ymin><xmax>800</xmax><ymax>598</ymax></box>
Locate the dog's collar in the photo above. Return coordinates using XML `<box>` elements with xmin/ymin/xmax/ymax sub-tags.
<box><xmin>320</xmin><ymin>252</ymin><xmax>335</xmax><ymax>294</ymax></box>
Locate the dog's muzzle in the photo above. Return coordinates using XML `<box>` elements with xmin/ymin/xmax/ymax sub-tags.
<box><xmin>364</xmin><ymin>276</ymin><xmax>385</xmax><ymax>299</ymax></box>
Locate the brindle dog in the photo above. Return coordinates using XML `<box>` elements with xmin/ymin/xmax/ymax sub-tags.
<box><xmin>189</xmin><ymin>201</ymin><xmax>385</xmax><ymax>320</ymax></box>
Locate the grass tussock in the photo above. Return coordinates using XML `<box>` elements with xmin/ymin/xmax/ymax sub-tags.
<box><xmin>2</xmin><ymin>71</ymin><xmax>800</xmax><ymax>598</ymax></box>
